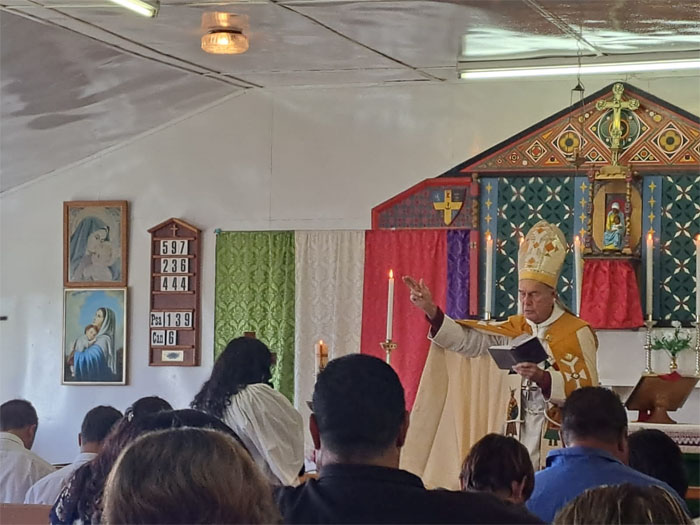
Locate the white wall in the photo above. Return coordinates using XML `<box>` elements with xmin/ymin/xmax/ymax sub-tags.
<box><xmin>2</xmin><ymin>73</ymin><xmax>700</xmax><ymax>462</ymax></box>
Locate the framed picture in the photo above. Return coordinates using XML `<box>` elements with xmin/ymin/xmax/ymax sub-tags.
<box><xmin>64</xmin><ymin>201</ymin><xmax>128</xmax><ymax>287</ymax></box>
<box><xmin>63</xmin><ymin>288</ymin><xmax>127</xmax><ymax>385</ymax></box>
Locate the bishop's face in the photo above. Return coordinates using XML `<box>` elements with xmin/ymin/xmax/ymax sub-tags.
<box><xmin>518</xmin><ymin>279</ymin><xmax>556</xmax><ymax>324</ymax></box>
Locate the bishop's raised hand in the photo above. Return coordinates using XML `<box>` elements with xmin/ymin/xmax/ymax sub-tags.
<box><xmin>402</xmin><ymin>275</ymin><xmax>438</xmax><ymax>320</ymax></box>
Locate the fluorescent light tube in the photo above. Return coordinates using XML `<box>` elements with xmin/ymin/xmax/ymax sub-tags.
<box><xmin>459</xmin><ymin>59</ymin><xmax>700</xmax><ymax>80</ymax></box>
<box><xmin>108</xmin><ymin>0</ymin><xmax>159</xmax><ymax>17</ymax></box>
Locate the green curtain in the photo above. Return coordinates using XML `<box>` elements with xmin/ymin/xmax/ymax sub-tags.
<box><xmin>214</xmin><ymin>232</ymin><xmax>295</xmax><ymax>401</ymax></box>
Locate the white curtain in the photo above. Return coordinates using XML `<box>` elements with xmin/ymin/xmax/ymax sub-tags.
<box><xmin>294</xmin><ymin>231</ymin><xmax>365</xmax><ymax>451</ymax></box>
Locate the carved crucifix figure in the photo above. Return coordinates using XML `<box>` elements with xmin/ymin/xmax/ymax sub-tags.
<box><xmin>595</xmin><ymin>83</ymin><xmax>640</xmax><ymax>166</ymax></box>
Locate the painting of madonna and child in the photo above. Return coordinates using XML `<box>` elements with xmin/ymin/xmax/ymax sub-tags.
<box><xmin>63</xmin><ymin>201</ymin><xmax>128</xmax><ymax>287</ymax></box>
<box><xmin>63</xmin><ymin>289</ymin><xmax>127</xmax><ymax>385</ymax></box>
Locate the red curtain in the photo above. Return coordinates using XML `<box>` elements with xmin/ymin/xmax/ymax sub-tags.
<box><xmin>361</xmin><ymin>230</ymin><xmax>447</xmax><ymax>408</ymax></box>
<box><xmin>580</xmin><ymin>259</ymin><xmax>644</xmax><ymax>329</ymax></box>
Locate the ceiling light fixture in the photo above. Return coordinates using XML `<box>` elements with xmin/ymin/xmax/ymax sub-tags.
<box><xmin>108</xmin><ymin>0</ymin><xmax>158</xmax><ymax>17</ymax></box>
<box><xmin>201</xmin><ymin>30</ymin><xmax>248</xmax><ymax>55</ymax></box>
<box><xmin>201</xmin><ymin>12</ymin><xmax>249</xmax><ymax>55</ymax></box>
<box><xmin>459</xmin><ymin>58</ymin><xmax>700</xmax><ymax>80</ymax></box>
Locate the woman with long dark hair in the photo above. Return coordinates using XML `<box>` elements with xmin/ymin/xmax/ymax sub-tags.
<box><xmin>191</xmin><ymin>337</ymin><xmax>304</xmax><ymax>485</ymax></box>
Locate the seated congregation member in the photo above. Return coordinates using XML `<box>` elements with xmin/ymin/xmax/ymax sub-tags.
<box><xmin>25</xmin><ymin>405</ymin><xmax>122</xmax><ymax>505</ymax></box>
<box><xmin>460</xmin><ymin>433</ymin><xmax>534</xmax><ymax>506</ymax></box>
<box><xmin>124</xmin><ymin>395</ymin><xmax>172</xmax><ymax>418</ymax></box>
<box><xmin>191</xmin><ymin>337</ymin><xmax>304</xmax><ymax>486</ymax></box>
<box><xmin>553</xmin><ymin>484</ymin><xmax>692</xmax><ymax>524</ymax></box>
<box><xmin>276</xmin><ymin>354</ymin><xmax>542</xmax><ymax>524</ymax></box>
<box><xmin>0</xmin><ymin>399</ymin><xmax>54</xmax><ymax>503</ymax></box>
<box><xmin>103</xmin><ymin>427</ymin><xmax>280</xmax><ymax>524</ymax></box>
<box><xmin>628</xmin><ymin>428</ymin><xmax>689</xmax><ymax>500</ymax></box>
<box><xmin>50</xmin><ymin>406</ymin><xmax>229</xmax><ymax>524</ymax></box>
<box><xmin>527</xmin><ymin>386</ymin><xmax>689</xmax><ymax>523</ymax></box>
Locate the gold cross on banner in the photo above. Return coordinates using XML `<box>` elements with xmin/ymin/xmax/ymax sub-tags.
<box><xmin>432</xmin><ymin>189</ymin><xmax>463</xmax><ymax>225</ymax></box>
<box><xmin>595</xmin><ymin>83</ymin><xmax>640</xmax><ymax>166</ymax></box>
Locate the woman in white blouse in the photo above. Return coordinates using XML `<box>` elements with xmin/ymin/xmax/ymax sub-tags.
<box><xmin>191</xmin><ymin>337</ymin><xmax>304</xmax><ymax>486</ymax></box>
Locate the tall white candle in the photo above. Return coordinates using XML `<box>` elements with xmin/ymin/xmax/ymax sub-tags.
<box><xmin>517</xmin><ymin>235</ymin><xmax>524</xmax><ymax>315</ymax></box>
<box><xmin>646</xmin><ymin>232</ymin><xmax>653</xmax><ymax>320</ymax></box>
<box><xmin>574</xmin><ymin>235</ymin><xmax>583</xmax><ymax>316</ymax></box>
<box><xmin>695</xmin><ymin>235</ymin><xmax>700</xmax><ymax>322</ymax></box>
<box><xmin>485</xmin><ymin>232</ymin><xmax>493</xmax><ymax>318</ymax></box>
<box><xmin>386</xmin><ymin>269</ymin><xmax>394</xmax><ymax>340</ymax></box>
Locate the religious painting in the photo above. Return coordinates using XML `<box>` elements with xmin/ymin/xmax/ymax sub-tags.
<box><xmin>63</xmin><ymin>201</ymin><xmax>128</xmax><ymax>288</ymax></box>
<box><xmin>602</xmin><ymin>194</ymin><xmax>626</xmax><ymax>251</ymax></box>
<box><xmin>63</xmin><ymin>288</ymin><xmax>127</xmax><ymax>385</ymax></box>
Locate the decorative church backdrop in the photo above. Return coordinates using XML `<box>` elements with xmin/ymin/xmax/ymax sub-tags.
<box><xmin>212</xmin><ymin>82</ymin><xmax>699</xmax><ymax>406</ymax></box>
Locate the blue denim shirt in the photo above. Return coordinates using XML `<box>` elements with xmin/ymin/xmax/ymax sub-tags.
<box><xmin>526</xmin><ymin>446</ymin><xmax>688</xmax><ymax>523</ymax></box>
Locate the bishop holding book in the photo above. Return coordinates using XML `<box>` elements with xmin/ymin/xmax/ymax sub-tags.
<box><xmin>402</xmin><ymin>220</ymin><xmax>598</xmax><ymax>477</ymax></box>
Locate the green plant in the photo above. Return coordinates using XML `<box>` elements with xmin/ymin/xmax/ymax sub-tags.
<box><xmin>651</xmin><ymin>321</ymin><xmax>692</xmax><ymax>358</ymax></box>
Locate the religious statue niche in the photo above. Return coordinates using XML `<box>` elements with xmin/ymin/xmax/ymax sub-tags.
<box><xmin>148</xmin><ymin>218</ymin><xmax>201</xmax><ymax>366</ymax></box>
<box><xmin>586</xmin><ymin>170</ymin><xmax>643</xmax><ymax>256</ymax></box>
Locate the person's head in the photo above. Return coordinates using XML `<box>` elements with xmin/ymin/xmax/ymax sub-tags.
<box><xmin>459</xmin><ymin>433</ymin><xmax>534</xmax><ymax>504</ymax></box>
<box><xmin>87</xmin><ymin>227</ymin><xmax>109</xmax><ymax>252</ymax></box>
<box><xmin>84</xmin><ymin>324</ymin><xmax>99</xmax><ymax>340</ymax></box>
<box><xmin>125</xmin><ymin>396</ymin><xmax>172</xmax><ymax>421</ymax></box>
<box><xmin>59</xmin><ymin>409</ymin><xmax>242</xmax><ymax>524</ymax></box>
<box><xmin>310</xmin><ymin>354</ymin><xmax>408</xmax><ymax>467</ymax></box>
<box><xmin>103</xmin><ymin>428</ymin><xmax>278</xmax><ymax>525</ymax></box>
<box><xmin>191</xmin><ymin>337</ymin><xmax>274</xmax><ymax>418</ymax></box>
<box><xmin>611</xmin><ymin>202</ymin><xmax>620</xmax><ymax>212</ymax></box>
<box><xmin>79</xmin><ymin>406</ymin><xmax>123</xmax><ymax>453</ymax></box>
<box><xmin>553</xmin><ymin>484</ymin><xmax>691</xmax><ymax>524</ymax></box>
<box><xmin>561</xmin><ymin>387</ymin><xmax>628</xmax><ymax>461</ymax></box>
<box><xmin>518</xmin><ymin>279</ymin><xmax>557</xmax><ymax>324</ymax></box>
<box><xmin>629</xmin><ymin>429</ymin><xmax>689</xmax><ymax>498</ymax></box>
<box><xmin>92</xmin><ymin>308</ymin><xmax>106</xmax><ymax>330</ymax></box>
<box><xmin>0</xmin><ymin>399</ymin><xmax>39</xmax><ymax>449</ymax></box>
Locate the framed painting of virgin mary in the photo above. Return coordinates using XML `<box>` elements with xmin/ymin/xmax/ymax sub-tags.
<box><xmin>64</xmin><ymin>201</ymin><xmax>128</xmax><ymax>287</ymax></box>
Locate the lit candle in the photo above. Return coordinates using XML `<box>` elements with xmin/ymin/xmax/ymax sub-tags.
<box><xmin>485</xmin><ymin>232</ymin><xmax>493</xmax><ymax>318</ymax></box>
<box><xmin>696</xmin><ymin>235</ymin><xmax>700</xmax><ymax>322</ymax></box>
<box><xmin>386</xmin><ymin>270</ymin><xmax>394</xmax><ymax>340</ymax></box>
<box><xmin>646</xmin><ymin>232</ymin><xmax>653</xmax><ymax>320</ymax></box>
<box><xmin>517</xmin><ymin>235</ymin><xmax>524</xmax><ymax>315</ymax></box>
<box><xmin>574</xmin><ymin>236</ymin><xmax>583</xmax><ymax>316</ymax></box>
<box><xmin>314</xmin><ymin>339</ymin><xmax>328</xmax><ymax>375</ymax></box>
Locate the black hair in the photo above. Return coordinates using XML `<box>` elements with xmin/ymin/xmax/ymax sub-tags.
<box><xmin>0</xmin><ymin>399</ymin><xmax>38</xmax><ymax>431</ymax></box>
<box><xmin>191</xmin><ymin>337</ymin><xmax>273</xmax><ymax>418</ymax></box>
<box><xmin>629</xmin><ymin>429</ymin><xmax>689</xmax><ymax>498</ymax></box>
<box><xmin>561</xmin><ymin>387</ymin><xmax>627</xmax><ymax>444</ymax></box>
<box><xmin>460</xmin><ymin>433</ymin><xmax>535</xmax><ymax>501</ymax></box>
<box><xmin>81</xmin><ymin>406</ymin><xmax>123</xmax><ymax>444</ymax></box>
<box><xmin>312</xmin><ymin>354</ymin><xmax>405</xmax><ymax>458</ymax></box>
<box><xmin>125</xmin><ymin>396</ymin><xmax>172</xmax><ymax>421</ymax></box>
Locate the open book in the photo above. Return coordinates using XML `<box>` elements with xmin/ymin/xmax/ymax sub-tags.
<box><xmin>487</xmin><ymin>333</ymin><xmax>549</xmax><ymax>370</ymax></box>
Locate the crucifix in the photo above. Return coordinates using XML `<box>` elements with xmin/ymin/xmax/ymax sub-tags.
<box><xmin>432</xmin><ymin>189</ymin><xmax>463</xmax><ymax>226</ymax></box>
<box><xmin>595</xmin><ymin>83</ymin><xmax>640</xmax><ymax>166</ymax></box>
<box><xmin>170</xmin><ymin>223</ymin><xmax>179</xmax><ymax>236</ymax></box>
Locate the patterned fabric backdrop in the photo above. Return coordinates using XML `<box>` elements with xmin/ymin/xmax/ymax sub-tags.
<box><xmin>495</xmin><ymin>176</ymin><xmax>575</xmax><ymax>317</ymax></box>
<box><xmin>659</xmin><ymin>174</ymin><xmax>700</xmax><ymax>321</ymax></box>
<box><xmin>214</xmin><ymin>232</ymin><xmax>296</xmax><ymax>401</ymax></box>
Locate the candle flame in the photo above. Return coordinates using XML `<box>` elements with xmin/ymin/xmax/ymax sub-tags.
<box><xmin>389</xmin><ymin>269</ymin><xmax>394</xmax><ymax>279</ymax></box>
<box><xmin>519</xmin><ymin>235</ymin><xmax>525</xmax><ymax>245</ymax></box>
<box><xmin>647</xmin><ymin>232</ymin><xmax>653</xmax><ymax>241</ymax></box>
<box><xmin>486</xmin><ymin>232</ymin><xmax>492</xmax><ymax>242</ymax></box>
<box><xmin>574</xmin><ymin>235</ymin><xmax>580</xmax><ymax>243</ymax></box>
<box><xmin>319</xmin><ymin>340</ymin><xmax>324</xmax><ymax>345</ymax></box>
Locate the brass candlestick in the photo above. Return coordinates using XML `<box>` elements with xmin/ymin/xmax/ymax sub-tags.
<box><xmin>381</xmin><ymin>339</ymin><xmax>397</xmax><ymax>365</ymax></box>
<box><xmin>643</xmin><ymin>318</ymin><xmax>656</xmax><ymax>375</ymax></box>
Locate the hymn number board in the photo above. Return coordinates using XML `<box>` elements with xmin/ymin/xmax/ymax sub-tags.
<box><xmin>148</xmin><ymin>219</ymin><xmax>201</xmax><ymax>366</ymax></box>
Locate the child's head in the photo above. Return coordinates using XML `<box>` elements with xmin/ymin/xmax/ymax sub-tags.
<box><xmin>85</xmin><ymin>324</ymin><xmax>99</xmax><ymax>340</ymax></box>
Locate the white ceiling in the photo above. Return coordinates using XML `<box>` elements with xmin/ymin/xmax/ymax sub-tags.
<box><xmin>1</xmin><ymin>0</ymin><xmax>699</xmax><ymax>191</ymax></box>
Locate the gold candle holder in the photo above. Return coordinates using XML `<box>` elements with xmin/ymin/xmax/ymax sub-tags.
<box><xmin>643</xmin><ymin>318</ymin><xmax>656</xmax><ymax>375</ymax></box>
<box><xmin>381</xmin><ymin>339</ymin><xmax>397</xmax><ymax>365</ymax></box>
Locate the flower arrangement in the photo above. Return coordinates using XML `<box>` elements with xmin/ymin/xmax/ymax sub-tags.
<box><xmin>651</xmin><ymin>321</ymin><xmax>692</xmax><ymax>359</ymax></box>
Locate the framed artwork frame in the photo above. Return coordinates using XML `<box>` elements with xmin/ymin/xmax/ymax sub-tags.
<box><xmin>62</xmin><ymin>288</ymin><xmax>127</xmax><ymax>385</ymax></box>
<box><xmin>64</xmin><ymin>201</ymin><xmax>128</xmax><ymax>287</ymax></box>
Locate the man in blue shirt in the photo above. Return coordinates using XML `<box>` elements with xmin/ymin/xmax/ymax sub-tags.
<box><xmin>527</xmin><ymin>387</ymin><xmax>689</xmax><ymax>522</ymax></box>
